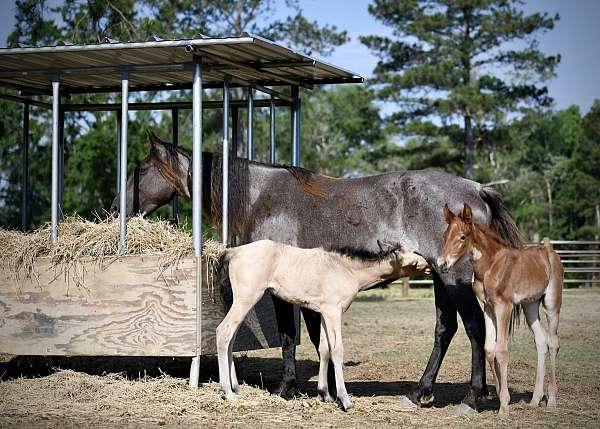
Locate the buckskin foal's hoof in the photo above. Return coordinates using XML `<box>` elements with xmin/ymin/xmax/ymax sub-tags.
<box><xmin>452</xmin><ymin>403</ymin><xmax>478</xmax><ymax>415</ymax></box>
<box><xmin>398</xmin><ymin>396</ymin><xmax>419</xmax><ymax>409</ymax></box>
<box><xmin>272</xmin><ymin>380</ymin><xmax>297</xmax><ymax>400</ymax></box>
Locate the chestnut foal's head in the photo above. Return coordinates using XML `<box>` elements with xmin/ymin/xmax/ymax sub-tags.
<box><xmin>437</xmin><ymin>203</ymin><xmax>475</xmax><ymax>273</ymax></box>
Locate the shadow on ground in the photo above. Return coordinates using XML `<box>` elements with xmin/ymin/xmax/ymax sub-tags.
<box><xmin>0</xmin><ymin>354</ymin><xmax>526</xmax><ymax>410</ymax></box>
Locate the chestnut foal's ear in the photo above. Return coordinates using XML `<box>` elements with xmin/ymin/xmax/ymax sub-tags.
<box><xmin>443</xmin><ymin>203</ymin><xmax>454</xmax><ymax>224</ymax></box>
<box><xmin>462</xmin><ymin>203</ymin><xmax>473</xmax><ymax>225</ymax></box>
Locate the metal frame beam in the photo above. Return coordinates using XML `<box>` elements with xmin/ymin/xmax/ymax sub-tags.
<box><xmin>291</xmin><ymin>85</ymin><xmax>301</xmax><ymax>166</ymax></box>
<box><xmin>61</xmin><ymin>98</ymin><xmax>289</xmax><ymax>112</ymax></box>
<box><xmin>0</xmin><ymin>92</ymin><xmax>51</xmax><ymax>109</ymax></box>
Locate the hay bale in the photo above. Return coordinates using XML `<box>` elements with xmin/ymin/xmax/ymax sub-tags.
<box><xmin>0</xmin><ymin>215</ymin><xmax>225</xmax><ymax>292</ymax></box>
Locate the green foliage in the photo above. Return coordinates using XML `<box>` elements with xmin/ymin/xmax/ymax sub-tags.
<box><xmin>361</xmin><ymin>0</ymin><xmax>560</xmax><ymax>178</ymax></box>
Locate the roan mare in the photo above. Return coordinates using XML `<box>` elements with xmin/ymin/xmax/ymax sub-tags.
<box><xmin>437</xmin><ymin>203</ymin><xmax>563</xmax><ymax>414</ymax></box>
<box><xmin>111</xmin><ymin>132</ymin><xmax>524</xmax><ymax>411</ymax></box>
<box><xmin>215</xmin><ymin>240</ymin><xmax>430</xmax><ymax>411</ymax></box>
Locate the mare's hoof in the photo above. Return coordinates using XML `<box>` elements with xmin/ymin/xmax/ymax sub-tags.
<box><xmin>419</xmin><ymin>394</ymin><xmax>435</xmax><ymax>407</ymax></box>
<box><xmin>272</xmin><ymin>381</ymin><xmax>297</xmax><ymax>400</ymax></box>
<box><xmin>398</xmin><ymin>396</ymin><xmax>418</xmax><ymax>409</ymax></box>
<box><xmin>453</xmin><ymin>403</ymin><xmax>477</xmax><ymax>415</ymax></box>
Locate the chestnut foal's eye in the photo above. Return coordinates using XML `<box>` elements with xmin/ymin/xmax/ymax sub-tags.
<box><xmin>460</xmin><ymin>235</ymin><xmax>466</xmax><ymax>241</ymax></box>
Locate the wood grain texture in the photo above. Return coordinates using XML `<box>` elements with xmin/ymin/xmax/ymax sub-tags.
<box><xmin>0</xmin><ymin>256</ymin><xmax>284</xmax><ymax>356</ymax></box>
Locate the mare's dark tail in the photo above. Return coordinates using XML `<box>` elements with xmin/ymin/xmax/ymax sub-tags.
<box><xmin>479</xmin><ymin>186</ymin><xmax>526</xmax><ymax>334</ymax></box>
<box><xmin>479</xmin><ymin>186</ymin><xmax>525</xmax><ymax>249</ymax></box>
<box><xmin>216</xmin><ymin>251</ymin><xmax>234</xmax><ymax>311</ymax></box>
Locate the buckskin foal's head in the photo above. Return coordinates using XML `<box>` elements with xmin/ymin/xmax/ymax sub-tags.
<box><xmin>437</xmin><ymin>203</ymin><xmax>476</xmax><ymax>273</ymax></box>
<box><xmin>110</xmin><ymin>132</ymin><xmax>190</xmax><ymax>216</ymax></box>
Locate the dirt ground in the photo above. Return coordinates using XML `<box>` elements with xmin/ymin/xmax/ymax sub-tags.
<box><xmin>1</xmin><ymin>287</ymin><xmax>599</xmax><ymax>428</ymax></box>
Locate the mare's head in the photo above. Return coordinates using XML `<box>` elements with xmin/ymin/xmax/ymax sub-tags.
<box><xmin>437</xmin><ymin>203</ymin><xmax>475</xmax><ymax>273</ymax></box>
<box><xmin>110</xmin><ymin>132</ymin><xmax>189</xmax><ymax>216</ymax></box>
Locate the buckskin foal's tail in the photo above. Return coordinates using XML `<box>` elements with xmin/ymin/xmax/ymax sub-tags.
<box><xmin>216</xmin><ymin>251</ymin><xmax>234</xmax><ymax>311</ymax></box>
<box><xmin>479</xmin><ymin>186</ymin><xmax>526</xmax><ymax>332</ymax></box>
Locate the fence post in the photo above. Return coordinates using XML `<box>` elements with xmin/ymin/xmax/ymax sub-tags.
<box><xmin>401</xmin><ymin>277</ymin><xmax>409</xmax><ymax>298</ymax></box>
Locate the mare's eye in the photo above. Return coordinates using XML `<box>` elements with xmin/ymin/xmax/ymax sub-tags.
<box><xmin>460</xmin><ymin>235</ymin><xmax>466</xmax><ymax>241</ymax></box>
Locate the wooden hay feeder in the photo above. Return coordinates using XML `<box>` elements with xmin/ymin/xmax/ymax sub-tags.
<box><xmin>0</xmin><ymin>256</ymin><xmax>282</xmax><ymax>357</ymax></box>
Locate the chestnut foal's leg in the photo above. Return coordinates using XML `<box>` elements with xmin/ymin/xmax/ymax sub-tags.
<box><xmin>544</xmin><ymin>291</ymin><xmax>561</xmax><ymax>407</ymax></box>
<box><xmin>483</xmin><ymin>305</ymin><xmax>500</xmax><ymax>398</ymax></box>
<box><xmin>317</xmin><ymin>316</ymin><xmax>334</xmax><ymax>403</ymax></box>
<box><xmin>524</xmin><ymin>301</ymin><xmax>548</xmax><ymax>407</ymax></box>
<box><xmin>493</xmin><ymin>303</ymin><xmax>513</xmax><ymax>414</ymax></box>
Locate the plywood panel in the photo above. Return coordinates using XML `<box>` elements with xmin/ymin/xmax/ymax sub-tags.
<box><xmin>0</xmin><ymin>256</ymin><xmax>284</xmax><ymax>356</ymax></box>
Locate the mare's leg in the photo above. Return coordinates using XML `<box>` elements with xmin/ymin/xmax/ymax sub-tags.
<box><xmin>317</xmin><ymin>316</ymin><xmax>333</xmax><ymax>403</ymax></box>
<box><xmin>484</xmin><ymin>304</ymin><xmax>500</xmax><ymax>398</ymax></box>
<box><xmin>407</xmin><ymin>272</ymin><xmax>458</xmax><ymax>407</ymax></box>
<box><xmin>322</xmin><ymin>308</ymin><xmax>353</xmax><ymax>411</ymax></box>
<box><xmin>454</xmin><ymin>279</ymin><xmax>487</xmax><ymax>409</ymax></box>
<box><xmin>272</xmin><ymin>296</ymin><xmax>298</xmax><ymax>398</ymax></box>
<box><xmin>217</xmin><ymin>293</ymin><xmax>263</xmax><ymax>400</ymax></box>
<box><xmin>524</xmin><ymin>301</ymin><xmax>547</xmax><ymax>407</ymax></box>
<box><xmin>493</xmin><ymin>303</ymin><xmax>512</xmax><ymax>414</ymax></box>
<box><xmin>544</xmin><ymin>286</ymin><xmax>562</xmax><ymax>408</ymax></box>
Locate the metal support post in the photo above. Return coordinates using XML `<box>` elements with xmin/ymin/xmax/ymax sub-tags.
<box><xmin>222</xmin><ymin>79</ymin><xmax>229</xmax><ymax>245</ymax></box>
<box><xmin>232</xmin><ymin>106</ymin><xmax>239</xmax><ymax>157</ymax></box>
<box><xmin>270</xmin><ymin>95</ymin><xmax>276</xmax><ymax>165</ymax></box>
<box><xmin>189</xmin><ymin>54</ymin><xmax>203</xmax><ymax>389</ymax></box>
<box><xmin>247</xmin><ymin>87</ymin><xmax>254</xmax><ymax>160</ymax></box>
<box><xmin>171</xmin><ymin>108</ymin><xmax>179</xmax><ymax>225</ymax></box>
<box><xmin>116</xmin><ymin>110</ymin><xmax>121</xmax><ymax>194</ymax></box>
<box><xmin>118</xmin><ymin>71</ymin><xmax>129</xmax><ymax>255</ymax></box>
<box><xmin>58</xmin><ymin>107</ymin><xmax>65</xmax><ymax>220</ymax></box>
<box><xmin>21</xmin><ymin>101</ymin><xmax>29</xmax><ymax>232</ymax></box>
<box><xmin>290</xmin><ymin>85</ymin><xmax>301</xmax><ymax>166</ymax></box>
<box><xmin>51</xmin><ymin>75</ymin><xmax>60</xmax><ymax>243</ymax></box>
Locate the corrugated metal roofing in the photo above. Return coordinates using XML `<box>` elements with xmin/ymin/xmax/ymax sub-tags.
<box><xmin>0</xmin><ymin>35</ymin><xmax>362</xmax><ymax>94</ymax></box>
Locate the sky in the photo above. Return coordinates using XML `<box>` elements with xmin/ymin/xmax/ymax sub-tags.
<box><xmin>1</xmin><ymin>0</ymin><xmax>599</xmax><ymax>113</ymax></box>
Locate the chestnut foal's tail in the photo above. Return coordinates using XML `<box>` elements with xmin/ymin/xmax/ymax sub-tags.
<box><xmin>479</xmin><ymin>186</ymin><xmax>526</xmax><ymax>333</ymax></box>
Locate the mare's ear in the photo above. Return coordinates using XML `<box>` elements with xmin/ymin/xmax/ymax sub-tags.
<box><xmin>443</xmin><ymin>203</ymin><xmax>454</xmax><ymax>224</ymax></box>
<box><xmin>148</xmin><ymin>131</ymin><xmax>162</xmax><ymax>150</ymax></box>
<box><xmin>462</xmin><ymin>203</ymin><xmax>473</xmax><ymax>225</ymax></box>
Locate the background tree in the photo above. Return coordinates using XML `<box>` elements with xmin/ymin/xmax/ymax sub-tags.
<box><xmin>361</xmin><ymin>0</ymin><xmax>560</xmax><ymax>179</ymax></box>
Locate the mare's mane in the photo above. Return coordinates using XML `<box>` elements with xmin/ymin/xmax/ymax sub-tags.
<box><xmin>473</xmin><ymin>221</ymin><xmax>512</xmax><ymax>249</ymax></box>
<box><xmin>327</xmin><ymin>243</ymin><xmax>404</xmax><ymax>262</ymax></box>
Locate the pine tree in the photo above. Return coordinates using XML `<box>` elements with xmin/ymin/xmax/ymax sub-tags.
<box><xmin>361</xmin><ymin>0</ymin><xmax>560</xmax><ymax>179</ymax></box>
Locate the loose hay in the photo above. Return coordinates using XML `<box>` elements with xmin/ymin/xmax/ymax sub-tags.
<box><xmin>0</xmin><ymin>215</ymin><xmax>225</xmax><ymax>293</ymax></box>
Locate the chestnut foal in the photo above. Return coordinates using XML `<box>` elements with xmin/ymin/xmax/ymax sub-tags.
<box><xmin>437</xmin><ymin>203</ymin><xmax>563</xmax><ymax>414</ymax></box>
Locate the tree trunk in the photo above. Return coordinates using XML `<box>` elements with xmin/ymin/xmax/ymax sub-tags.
<box><xmin>545</xmin><ymin>177</ymin><xmax>553</xmax><ymax>229</ymax></box>
<box><xmin>464</xmin><ymin>114</ymin><xmax>474</xmax><ymax>179</ymax></box>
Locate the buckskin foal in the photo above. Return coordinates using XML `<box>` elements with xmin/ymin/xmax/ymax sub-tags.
<box><xmin>437</xmin><ymin>203</ymin><xmax>563</xmax><ymax>414</ymax></box>
<box><xmin>216</xmin><ymin>240</ymin><xmax>429</xmax><ymax>411</ymax></box>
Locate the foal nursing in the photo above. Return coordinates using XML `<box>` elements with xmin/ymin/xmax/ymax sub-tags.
<box><xmin>216</xmin><ymin>240</ymin><xmax>429</xmax><ymax>411</ymax></box>
<box><xmin>437</xmin><ymin>203</ymin><xmax>563</xmax><ymax>414</ymax></box>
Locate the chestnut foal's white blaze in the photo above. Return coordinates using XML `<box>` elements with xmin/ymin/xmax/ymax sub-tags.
<box><xmin>216</xmin><ymin>239</ymin><xmax>429</xmax><ymax>411</ymax></box>
<box><xmin>437</xmin><ymin>203</ymin><xmax>563</xmax><ymax>414</ymax></box>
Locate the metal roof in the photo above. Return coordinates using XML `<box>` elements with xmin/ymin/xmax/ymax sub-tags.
<box><xmin>0</xmin><ymin>35</ymin><xmax>362</xmax><ymax>95</ymax></box>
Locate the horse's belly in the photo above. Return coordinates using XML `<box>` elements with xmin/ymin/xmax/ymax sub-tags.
<box><xmin>268</xmin><ymin>281</ymin><xmax>322</xmax><ymax>313</ymax></box>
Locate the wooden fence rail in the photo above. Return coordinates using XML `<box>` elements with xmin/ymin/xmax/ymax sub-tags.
<box><xmin>394</xmin><ymin>238</ymin><xmax>600</xmax><ymax>294</ymax></box>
